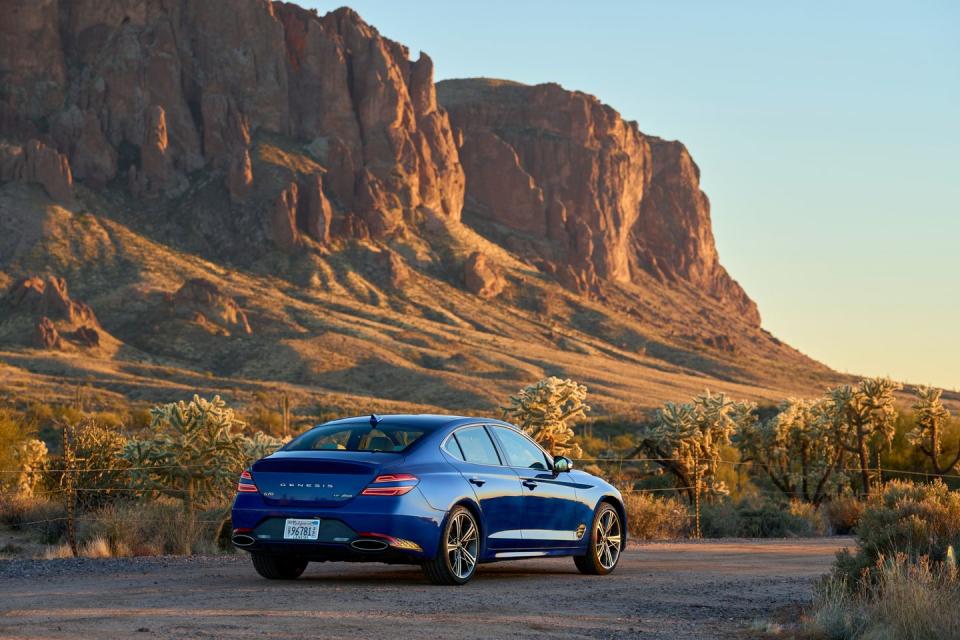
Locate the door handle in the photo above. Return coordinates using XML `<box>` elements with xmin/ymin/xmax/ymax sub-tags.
<box><xmin>522</xmin><ymin>480</ymin><xmax>538</xmax><ymax>490</ymax></box>
<box><xmin>468</xmin><ymin>477</ymin><xmax>486</xmax><ymax>487</ymax></box>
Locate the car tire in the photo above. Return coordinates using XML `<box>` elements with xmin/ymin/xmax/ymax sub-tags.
<box><xmin>251</xmin><ymin>553</ymin><xmax>309</xmax><ymax>580</ymax></box>
<box><xmin>574</xmin><ymin>502</ymin><xmax>623</xmax><ymax>576</ymax></box>
<box><xmin>422</xmin><ymin>505</ymin><xmax>480</xmax><ymax>585</ymax></box>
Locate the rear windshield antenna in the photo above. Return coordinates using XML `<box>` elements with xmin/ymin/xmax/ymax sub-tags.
<box><xmin>369</xmin><ymin>414</ymin><xmax>381</xmax><ymax>426</ymax></box>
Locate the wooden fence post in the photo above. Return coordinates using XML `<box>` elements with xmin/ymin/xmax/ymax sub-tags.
<box><xmin>62</xmin><ymin>423</ymin><xmax>78</xmax><ymax>557</ymax></box>
<box><xmin>693</xmin><ymin>450</ymin><xmax>701</xmax><ymax>539</ymax></box>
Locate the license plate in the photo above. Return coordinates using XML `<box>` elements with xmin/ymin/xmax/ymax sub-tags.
<box><xmin>283</xmin><ymin>518</ymin><xmax>320</xmax><ymax>540</ymax></box>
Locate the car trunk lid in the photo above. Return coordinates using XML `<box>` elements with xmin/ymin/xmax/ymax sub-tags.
<box><xmin>251</xmin><ymin>451</ymin><xmax>401</xmax><ymax>507</ymax></box>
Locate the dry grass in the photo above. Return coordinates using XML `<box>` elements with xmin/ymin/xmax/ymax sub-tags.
<box><xmin>623</xmin><ymin>492</ymin><xmax>691</xmax><ymax>540</ymax></box>
<box><xmin>822</xmin><ymin>495</ymin><xmax>866</xmax><ymax>535</ymax></box>
<box><xmin>4</xmin><ymin>494</ymin><xmax>229</xmax><ymax>558</ymax></box>
<box><xmin>806</xmin><ymin>555</ymin><xmax>960</xmax><ymax>640</ymax></box>
<box><xmin>0</xmin><ymin>495</ymin><xmax>67</xmax><ymax>544</ymax></box>
<box><xmin>42</xmin><ymin>543</ymin><xmax>74</xmax><ymax>560</ymax></box>
<box><xmin>78</xmin><ymin>500</ymin><xmax>229</xmax><ymax>556</ymax></box>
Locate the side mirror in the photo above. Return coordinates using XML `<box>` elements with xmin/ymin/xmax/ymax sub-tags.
<box><xmin>553</xmin><ymin>456</ymin><xmax>573</xmax><ymax>473</ymax></box>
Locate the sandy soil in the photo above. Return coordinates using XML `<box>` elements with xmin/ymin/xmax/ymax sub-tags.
<box><xmin>0</xmin><ymin>538</ymin><xmax>850</xmax><ymax>639</ymax></box>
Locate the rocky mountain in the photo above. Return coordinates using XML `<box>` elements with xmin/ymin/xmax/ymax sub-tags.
<box><xmin>0</xmin><ymin>0</ymin><xmax>836</xmax><ymax>415</ymax></box>
<box><xmin>437</xmin><ymin>79</ymin><xmax>758</xmax><ymax>324</ymax></box>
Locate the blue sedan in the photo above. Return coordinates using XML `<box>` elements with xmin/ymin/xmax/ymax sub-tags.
<box><xmin>231</xmin><ymin>414</ymin><xmax>626</xmax><ymax>584</ymax></box>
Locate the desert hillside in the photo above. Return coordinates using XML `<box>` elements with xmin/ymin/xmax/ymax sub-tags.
<box><xmin>0</xmin><ymin>0</ymin><xmax>838</xmax><ymax>416</ymax></box>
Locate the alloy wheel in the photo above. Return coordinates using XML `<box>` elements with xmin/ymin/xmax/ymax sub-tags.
<box><xmin>595</xmin><ymin>508</ymin><xmax>622</xmax><ymax>570</ymax></box>
<box><xmin>446</xmin><ymin>510</ymin><xmax>479</xmax><ymax>579</ymax></box>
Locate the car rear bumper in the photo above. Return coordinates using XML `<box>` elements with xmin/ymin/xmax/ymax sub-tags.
<box><xmin>231</xmin><ymin>488</ymin><xmax>445</xmax><ymax>560</ymax></box>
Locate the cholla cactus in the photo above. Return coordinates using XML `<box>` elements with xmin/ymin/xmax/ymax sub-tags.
<box><xmin>502</xmin><ymin>377</ymin><xmax>589</xmax><ymax>458</ymax></box>
<box><xmin>242</xmin><ymin>431</ymin><xmax>287</xmax><ymax>464</ymax></box>
<box><xmin>65</xmin><ymin>421</ymin><xmax>130</xmax><ymax>509</ymax></box>
<box><xmin>639</xmin><ymin>391</ymin><xmax>755</xmax><ymax>503</ymax></box>
<box><xmin>826</xmin><ymin>377</ymin><xmax>902</xmax><ymax>494</ymax></box>
<box><xmin>908</xmin><ymin>385</ymin><xmax>957</xmax><ymax>477</ymax></box>
<box><xmin>738</xmin><ymin>398</ymin><xmax>848</xmax><ymax>504</ymax></box>
<box><xmin>124</xmin><ymin>395</ymin><xmax>247</xmax><ymax>506</ymax></box>
<box><xmin>13</xmin><ymin>439</ymin><xmax>48</xmax><ymax>497</ymax></box>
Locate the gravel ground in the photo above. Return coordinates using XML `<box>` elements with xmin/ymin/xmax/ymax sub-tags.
<box><xmin>0</xmin><ymin>538</ymin><xmax>850</xmax><ymax>639</ymax></box>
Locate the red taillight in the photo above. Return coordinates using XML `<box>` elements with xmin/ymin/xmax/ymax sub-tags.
<box><xmin>361</xmin><ymin>486</ymin><xmax>415</xmax><ymax>496</ymax></box>
<box><xmin>361</xmin><ymin>473</ymin><xmax>418</xmax><ymax>496</ymax></box>
<box><xmin>237</xmin><ymin>470</ymin><xmax>259</xmax><ymax>493</ymax></box>
<box><xmin>371</xmin><ymin>473</ymin><xmax>417</xmax><ymax>483</ymax></box>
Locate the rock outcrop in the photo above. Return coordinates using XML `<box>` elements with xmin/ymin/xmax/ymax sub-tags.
<box><xmin>437</xmin><ymin>79</ymin><xmax>760</xmax><ymax>325</ymax></box>
<box><xmin>4</xmin><ymin>276</ymin><xmax>102</xmax><ymax>350</ymax></box>
<box><xmin>0</xmin><ymin>140</ymin><xmax>73</xmax><ymax>202</ymax></box>
<box><xmin>7</xmin><ymin>276</ymin><xmax>97</xmax><ymax>326</ymax></box>
<box><xmin>463</xmin><ymin>251</ymin><xmax>505</xmax><ymax>299</ymax></box>
<box><xmin>33</xmin><ymin>317</ymin><xmax>63</xmax><ymax>349</ymax></box>
<box><xmin>170</xmin><ymin>278</ymin><xmax>252</xmax><ymax>336</ymax></box>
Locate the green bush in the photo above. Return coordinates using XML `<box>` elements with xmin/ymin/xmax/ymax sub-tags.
<box><xmin>700</xmin><ymin>498</ymin><xmax>826</xmax><ymax>538</ymax></box>
<box><xmin>833</xmin><ymin>480</ymin><xmax>960</xmax><ymax>586</ymax></box>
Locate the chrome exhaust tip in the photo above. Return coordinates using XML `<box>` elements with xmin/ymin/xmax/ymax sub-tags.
<box><xmin>350</xmin><ymin>538</ymin><xmax>389</xmax><ymax>552</ymax></box>
<box><xmin>232</xmin><ymin>534</ymin><xmax>255</xmax><ymax>546</ymax></box>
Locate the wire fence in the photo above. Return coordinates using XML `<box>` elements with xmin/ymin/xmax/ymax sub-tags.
<box><xmin>2</xmin><ymin>456</ymin><xmax>958</xmax><ymax>543</ymax></box>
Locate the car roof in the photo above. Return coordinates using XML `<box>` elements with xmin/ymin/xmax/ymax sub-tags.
<box><xmin>319</xmin><ymin>414</ymin><xmax>504</xmax><ymax>432</ymax></box>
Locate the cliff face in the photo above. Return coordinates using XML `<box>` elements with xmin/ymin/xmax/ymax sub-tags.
<box><xmin>0</xmin><ymin>0</ymin><xmax>464</xmax><ymax>240</ymax></box>
<box><xmin>437</xmin><ymin>79</ymin><xmax>759</xmax><ymax>325</ymax></box>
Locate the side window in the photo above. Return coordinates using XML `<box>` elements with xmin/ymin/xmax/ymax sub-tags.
<box><xmin>442</xmin><ymin>435</ymin><xmax>465</xmax><ymax>461</ymax></box>
<box><xmin>492</xmin><ymin>426</ymin><xmax>549</xmax><ymax>470</ymax></box>
<box><xmin>454</xmin><ymin>427</ymin><xmax>501</xmax><ymax>465</ymax></box>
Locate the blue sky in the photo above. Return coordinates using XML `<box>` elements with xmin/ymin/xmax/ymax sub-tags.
<box><xmin>305</xmin><ymin>1</ymin><xmax>960</xmax><ymax>390</ymax></box>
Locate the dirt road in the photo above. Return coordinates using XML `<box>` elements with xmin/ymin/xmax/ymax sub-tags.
<box><xmin>0</xmin><ymin>538</ymin><xmax>849</xmax><ymax>639</ymax></box>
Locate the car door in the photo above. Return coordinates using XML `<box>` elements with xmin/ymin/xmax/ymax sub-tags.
<box><xmin>489</xmin><ymin>425</ymin><xmax>584</xmax><ymax>549</ymax></box>
<box><xmin>441</xmin><ymin>425</ymin><xmax>525</xmax><ymax>550</ymax></box>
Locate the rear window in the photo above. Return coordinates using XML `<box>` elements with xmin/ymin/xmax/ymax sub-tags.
<box><xmin>285</xmin><ymin>423</ymin><xmax>426</xmax><ymax>452</ymax></box>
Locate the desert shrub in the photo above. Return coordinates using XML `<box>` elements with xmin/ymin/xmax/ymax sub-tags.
<box><xmin>788</xmin><ymin>500</ymin><xmax>830</xmax><ymax>535</ymax></box>
<box><xmin>833</xmin><ymin>479</ymin><xmax>960</xmax><ymax>586</ymax></box>
<box><xmin>700</xmin><ymin>498</ymin><xmax>827</xmax><ymax>538</ymax></box>
<box><xmin>77</xmin><ymin>499</ymin><xmax>231</xmax><ymax>556</ymax></box>
<box><xmin>0</xmin><ymin>495</ymin><xmax>67</xmax><ymax>544</ymax></box>
<box><xmin>823</xmin><ymin>494</ymin><xmax>866</xmax><ymax>535</ymax></box>
<box><xmin>806</xmin><ymin>554</ymin><xmax>960</xmax><ymax>640</ymax></box>
<box><xmin>623</xmin><ymin>492</ymin><xmax>690</xmax><ymax>540</ymax></box>
<box><xmin>698</xmin><ymin>500</ymin><xmax>742</xmax><ymax>537</ymax></box>
<box><xmin>502</xmin><ymin>377</ymin><xmax>588</xmax><ymax>458</ymax></box>
<box><xmin>47</xmin><ymin>421</ymin><xmax>130</xmax><ymax>509</ymax></box>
